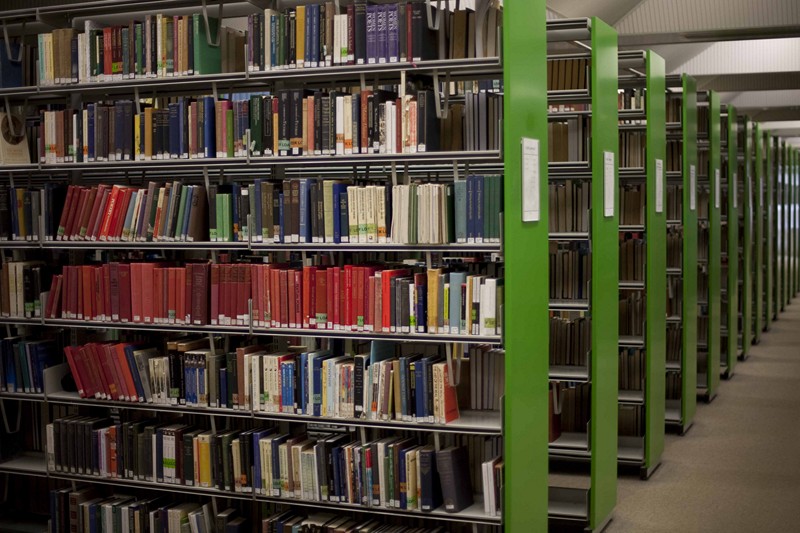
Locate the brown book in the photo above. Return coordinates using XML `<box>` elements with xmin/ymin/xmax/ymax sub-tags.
<box><xmin>451</xmin><ymin>9</ymin><xmax>467</xmax><ymax>59</ymax></box>
<box><xmin>192</xmin><ymin>263</ymin><xmax>209</xmax><ymax>326</ymax></box>
<box><xmin>290</xmin><ymin>180</ymin><xmax>300</xmax><ymax>242</ymax></box>
<box><xmin>186</xmin><ymin>186</ymin><xmax>207</xmax><ymax>242</ymax></box>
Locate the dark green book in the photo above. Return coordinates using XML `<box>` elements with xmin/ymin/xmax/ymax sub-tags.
<box><xmin>192</xmin><ymin>13</ymin><xmax>221</xmax><ymax>74</ymax></box>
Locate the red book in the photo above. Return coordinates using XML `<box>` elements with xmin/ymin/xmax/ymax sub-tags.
<box><xmin>66</xmin><ymin>188</ymin><xmax>89</xmax><ymax>240</ymax></box>
<box><xmin>84</xmin><ymin>184</ymin><xmax>108</xmax><ymax>241</ymax></box>
<box><xmin>287</xmin><ymin>268</ymin><xmax>296</xmax><ymax>328</ymax></box>
<box><xmin>108</xmin><ymin>187</ymin><xmax>132</xmax><ymax>240</ymax></box>
<box><xmin>177</xmin><ymin>267</ymin><xmax>186</xmax><ymax>325</ymax></box>
<box><xmin>103</xmin><ymin>28</ymin><xmax>113</xmax><ymax>76</ymax></box>
<box><xmin>302</xmin><ymin>266</ymin><xmax>315</xmax><ymax>328</ymax></box>
<box><xmin>209</xmin><ymin>264</ymin><xmax>219</xmax><ymax>325</ymax></box>
<box><xmin>221</xmin><ymin>265</ymin><xmax>231</xmax><ymax>325</ymax></box>
<box><xmin>140</xmin><ymin>263</ymin><xmax>154</xmax><ymax>323</ymax></box>
<box><xmin>63</xmin><ymin>346</ymin><xmax>86</xmax><ymax>398</ymax></box>
<box><xmin>182</xmin><ymin>265</ymin><xmax>191</xmax><ymax>324</ymax></box>
<box><xmin>44</xmin><ymin>274</ymin><xmax>60</xmax><ymax>319</ymax></box>
<box><xmin>56</xmin><ymin>185</ymin><xmax>77</xmax><ymax>240</ymax></box>
<box><xmin>367</xmin><ymin>275</ymin><xmax>375</xmax><ymax>331</ymax></box>
<box><xmin>98</xmin><ymin>185</ymin><xmax>123</xmax><ymax>241</ymax></box>
<box><xmin>81</xmin><ymin>266</ymin><xmax>93</xmax><ymax>321</ymax></box>
<box><xmin>167</xmin><ymin>267</ymin><xmax>177</xmax><ymax>323</ymax></box>
<box><xmin>91</xmin><ymin>343</ymin><xmax>114</xmax><ymax>399</ymax></box>
<box><xmin>271</xmin><ymin>268</ymin><xmax>281</xmax><ymax>327</ymax></box>
<box><xmin>293</xmin><ymin>270</ymin><xmax>302</xmax><ymax>328</ymax></box>
<box><xmin>153</xmin><ymin>267</ymin><xmax>163</xmax><ymax>323</ymax></box>
<box><xmin>92</xmin><ymin>264</ymin><xmax>102</xmax><ymax>321</ymax></box>
<box><xmin>278</xmin><ymin>269</ymin><xmax>289</xmax><ymax>328</ymax></box>
<box><xmin>130</xmin><ymin>263</ymin><xmax>142</xmax><ymax>322</ymax></box>
<box><xmin>109</xmin><ymin>262</ymin><xmax>120</xmax><ymax>321</ymax></box>
<box><xmin>118</xmin><ymin>264</ymin><xmax>132</xmax><ymax>322</ymax></box>
<box><xmin>263</xmin><ymin>265</ymin><xmax>273</xmax><ymax>327</ymax></box>
<box><xmin>104</xmin><ymin>343</ymin><xmax>127</xmax><ymax>400</ymax></box>
<box><xmin>191</xmin><ymin>263</ymin><xmax>209</xmax><ymax>325</ymax></box>
<box><xmin>327</xmin><ymin>267</ymin><xmax>336</xmax><ymax>329</ymax></box>
<box><xmin>252</xmin><ymin>264</ymin><xmax>261</xmax><ymax>327</ymax></box>
<box><xmin>242</xmin><ymin>265</ymin><xmax>251</xmax><ymax>325</ymax></box>
<box><xmin>234</xmin><ymin>265</ymin><xmax>243</xmax><ymax>325</ymax></box>
<box><xmin>102</xmin><ymin>264</ymin><xmax>112</xmax><ymax>322</ymax></box>
<box><xmin>71</xmin><ymin>345</ymin><xmax>97</xmax><ymax>398</ymax></box>
<box><xmin>90</xmin><ymin>188</ymin><xmax>111</xmax><ymax>240</ymax></box>
<box><xmin>343</xmin><ymin>265</ymin><xmax>353</xmax><ymax>330</ymax></box>
<box><xmin>115</xmin><ymin>343</ymin><xmax>138</xmax><ymax>401</ymax></box>
<box><xmin>315</xmin><ymin>269</ymin><xmax>327</xmax><ymax>329</ymax></box>
<box><xmin>354</xmin><ymin>267</ymin><xmax>364</xmax><ymax>331</ymax></box>
<box><xmin>381</xmin><ymin>269</ymin><xmax>411</xmax><ymax>332</ymax></box>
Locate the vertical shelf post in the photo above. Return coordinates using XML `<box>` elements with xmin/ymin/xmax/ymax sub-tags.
<box><xmin>502</xmin><ymin>0</ymin><xmax>549</xmax><ymax>530</ymax></box>
<box><xmin>725</xmin><ymin>106</ymin><xmax>739</xmax><ymax>376</ymax></box>
<box><xmin>740</xmin><ymin>117</ymin><xmax>753</xmax><ymax>359</ymax></box>
<box><xmin>704</xmin><ymin>91</ymin><xmax>721</xmax><ymax>399</ymax></box>
<box><xmin>764</xmin><ymin>130</ymin><xmax>774</xmax><ymax>329</ymax></box>
<box><xmin>754</xmin><ymin>123</ymin><xmax>764</xmax><ymax>342</ymax></box>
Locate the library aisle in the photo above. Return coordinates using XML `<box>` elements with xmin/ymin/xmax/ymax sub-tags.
<box><xmin>610</xmin><ymin>303</ymin><xmax>800</xmax><ymax>532</ymax></box>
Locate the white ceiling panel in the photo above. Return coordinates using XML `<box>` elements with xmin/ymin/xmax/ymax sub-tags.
<box><xmin>720</xmin><ymin>89</ymin><xmax>800</xmax><ymax>108</ymax></box>
<box><xmin>668</xmin><ymin>38</ymin><xmax>800</xmax><ymax>75</ymax></box>
<box><xmin>546</xmin><ymin>0</ymin><xmax>647</xmax><ymax>25</ymax></box>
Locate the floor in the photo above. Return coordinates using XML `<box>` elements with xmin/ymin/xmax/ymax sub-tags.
<box><xmin>609</xmin><ymin>300</ymin><xmax>800</xmax><ymax>533</ymax></box>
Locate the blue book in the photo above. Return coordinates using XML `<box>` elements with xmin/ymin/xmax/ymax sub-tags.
<box><xmin>231</xmin><ymin>183</ymin><xmax>241</xmax><ymax>242</ymax></box>
<box><xmin>270</xmin><ymin>14</ymin><xmax>277</xmax><ymax>68</ymax></box>
<box><xmin>369</xmin><ymin>340</ymin><xmax>396</xmax><ymax>365</ymax></box>
<box><xmin>377</xmin><ymin>5</ymin><xmax>389</xmax><ymax>63</ymax></box>
<box><xmin>448</xmin><ymin>272</ymin><xmax>466</xmax><ymax>334</ymax></box>
<box><xmin>414</xmin><ymin>359</ymin><xmax>426</xmax><ymax>421</ymax></box>
<box><xmin>278</xmin><ymin>192</ymin><xmax>285</xmax><ymax>243</ymax></box>
<box><xmin>270</xmin><ymin>434</ymin><xmax>289</xmax><ymax>494</ymax></box>
<box><xmin>0</xmin><ymin>40</ymin><xmax>22</xmax><ymax>87</ymax></box>
<box><xmin>338</xmin><ymin>190</ymin><xmax>349</xmax><ymax>242</ymax></box>
<box><xmin>123</xmin><ymin>345</ymin><xmax>146</xmax><ymax>402</ymax></box>
<box><xmin>474</xmin><ymin>175</ymin><xmax>485</xmax><ymax>242</ymax></box>
<box><xmin>466</xmin><ymin>175</ymin><xmax>475</xmax><ymax>242</ymax></box>
<box><xmin>219</xmin><ymin>367</ymin><xmax>227</xmax><ymax>408</ymax></box>
<box><xmin>304</xmin><ymin>5</ymin><xmax>311</xmax><ymax>65</ymax></box>
<box><xmin>332</xmin><ymin>183</ymin><xmax>346</xmax><ymax>243</ymax></box>
<box><xmin>9</xmin><ymin>188</ymin><xmax>18</xmax><ymax>239</ymax></box>
<box><xmin>203</xmin><ymin>96</ymin><xmax>216</xmax><ymax>158</ymax></box>
<box><xmin>178</xmin><ymin>98</ymin><xmax>186</xmax><ymax>157</ymax></box>
<box><xmin>454</xmin><ymin>180</ymin><xmax>467</xmax><ymax>243</ymax></box>
<box><xmin>253</xmin><ymin>179</ymin><xmax>263</xmax><ymax>241</ymax></box>
<box><xmin>87</xmin><ymin>104</ymin><xmax>96</xmax><ymax>161</ymax></box>
<box><xmin>311</xmin><ymin>5</ymin><xmax>320</xmax><ymax>66</ymax></box>
<box><xmin>197</xmin><ymin>357</ymin><xmax>206</xmax><ymax>405</ymax></box>
<box><xmin>298</xmin><ymin>179</ymin><xmax>310</xmax><ymax>243</ymax></box>
<box><xmin>297</xmin><ymin>352</ymin><xmax>307</xmax><ymax>414</ymax></box>
<box><xmin>312</xmin><ymin>353</ymin><xmax>336</xmax><ymax>416</ymax></box>
<box><xmin>251</xmin><ymin>428</ymin><xmax>274</xmax><ymax>493</ymax></box>
<box><xmin>398</xmin><ymin>448</ymin><xmax>408</xmax><ymax>508</ymax></box>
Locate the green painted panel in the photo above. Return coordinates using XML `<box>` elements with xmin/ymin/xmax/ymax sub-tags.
<box><xmin>754</xmin><ymin>124</ymin><xmax>763</xmax><ymax>342</ymax></box>
<box><xmin>725</xmin><ymin>106</ymin><xmax>739</xmax><ymax>375</ymax></box>
<box><xmin>644</xmin><ymin>51</ymin><xmax>666</xmax><ymax>471</ymax></box>
<box><xmin>741</xmin><ymin>118</ymin><xmax>753</xmax><ymax>356</ymax></box>
<box><xmin>764</xmin><ymin>131</ymin><xmax>773</xmax><ymax>329</ymax></box>
<box><xmin>681</xmin><ymin>75</ymin><xmax>698</xmax><ymax>427</ymax></box>
<box><xmin>706</xmin><ymin>92</ymin><xmax>721</xmax><ymax>397</ymax></box>
<box><xmin>589</xmin><ymin>17</ymin><xmax>618</xmax><ymax>531</ymax></box>
<box><xmin>502</xmin><ymin>0</ymin><xmax>549</xmax><ymax>529</ymax></box>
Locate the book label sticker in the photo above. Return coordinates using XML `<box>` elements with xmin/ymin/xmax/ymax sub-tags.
<box><xmin>655</xmin><ymin>159</ymin><xmax>664</xmax><ymax>214</ymax></box>
<box><xmin>690</xmin><ymin>165</ymin><xmax>696</xmax><ymax>211</ymax></box>
<box><xmin>521</xmin><ymin>137</ymin><xmax>540</xmax><ymax>222</ymax></box>
<box><xmin>604</xmin><ymin>151</ymin><xmax>615</xmax><ymax>217</ymax></box>
<box><xmin>715</xmin><ymin>168</ymin><xmax>721</xmax><ymax>209</ymax></box>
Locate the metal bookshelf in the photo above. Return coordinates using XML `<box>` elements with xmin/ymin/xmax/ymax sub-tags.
<box><xmin>546</xmin><ymin>18</ymin><xmax>618</xmax><ymax>531</ymax></box>
<box><xmin>0</xmin><ymin>0</ymin><xmax>546</xmax><ymax>528</ymax></box>
<box><xmin>720</xmin><ymin>105</ymin><xmax>739</xmax><ymax>378</ymax></box>
<box><xmin>664</xmin><ymin>74</ymin><xmax>698</xmax><ymax>435</ymax></box>
<box><xmin>696</xmin><ymin>91</ymin><xmax>721</xmax><ymax>402</ymax></box>
<box><xmin>616</xmin><ymin>50</ymin><xmax>666</xmax><ymax>478</ymax></box>
<box><xmin>753</xmin><ymin>123</ymin><xmax>764</xmax><ymax>344</ymax></box>
<box><xmin>738</xmin><ymin>116</ymin><xmax>754</xmax><ymax>360</ymax></box>
<box><xmin>762</xmin><ymin>129</ymin><xmax>774</xmax><ymax>332</ymax></box>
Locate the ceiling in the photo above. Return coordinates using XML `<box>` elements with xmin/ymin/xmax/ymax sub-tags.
<box><xmin>547</xmin><ymin>0</ymin><xmax>800</xmax><ymax>143</ymax></box>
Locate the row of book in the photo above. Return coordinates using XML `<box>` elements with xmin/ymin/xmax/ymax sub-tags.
<box><xmin>549</xmin><ymin>314</ymin><xmax>590</xmax><ymax>368</ymax></box>
<box><xmin>667</xmin><ymin>231</ymin><xmax>682</xmax><ymax>269</ymax></box>
<box><xmin>548</xmin><ymin>181</ymin><xmax>591</xmax><ymax>234</ymax></box>
<box><xmin>51</xmin><ymin>489</ymin><xmax>248</xmax><ymax>533</ymax></box>
<box><xmin>619</xmin><ymin>404</ymin><xmax>644</xmax><ymax>438</ymax></box>
<box><xmin>38</xmin><ymin>175</ymin><xmax>503</xmax><ymax>245</ymax></box>
<box><xmin>619</xmin><ymin>131</ymin><xmax>646</xmax><ymax>169</ymax></box>
<box><xmin>619</xmin><ymin>348</ymin><xmax>644</xmax><ymax>393</ymax></box>
<box><xmin>665</xmin><ymin>140</ymin><xmax>682</xmax><ymax>173</ymax></box>
<box><xmin>619</xmin><ymin>237</ymin><xmax>645</xmax><ymax>282</ymax></box>
<box><xmin>42</xmin><ymin>262</ymin><xmax>504</xmax><ymax>337</ymax></box>
<box><xmin>667</xmin><ymin>277</ymin><xmax>683</xmax><ymax>318</ymax></box>
<box><xmin>48</xmin><ymin>417</ymin><xmax>502</xmax><ymax>515</ymax></box>
<box><xmin>13</xmin><ymin>1</ymin><xmax>502</xmax><ymax>90</ymax></box>
<box><xmin>618</xmin><ymin>88</ymin><xmax>645</xmax><ymax>114</ymax></box>
<box><xmin>552</xmin><ymin>382</ymin><xmax>590</xmax><ymax>435</ymax></box>
<box><xmin>619</xmin><ymin>292</ymin><xmax>645</xmax><ymax>338</ymax></box>
<box><xmin>619</xmin><ymin>185</ymin><xmax>645</xmax><ymax>226</ymax></box>
<box><xmin>666</xmin><ymin>184</ymin><xmax>682</xmax><ymax>221</ymax></box>
<box><xmin>0</xmin><ymin>261</ymin><xmax>48</xmax><ymax>319</ymax></box>
<box><xmin>548</xmin><ymin>243</ymin><xmax>591</xmax><ymax>301</ymax></box>
<box><xmin>0</xmin><ymin>337</ymin><xmax>57</xmax><ymax>394</ymax></box>
<box><xmin>547</xmin><ymin>117</ymin><xmax>588</xmax><ymax>163</ymax></box>
<box><xmin>61</xmin><ymin>339</ymin><xmax>494</xmax><ymax>426</ymax></box>
<box><xmin>546</xmin><ymin>58</ymin><xmax>589</xmax><ymax>92</ymax></box>
<box><xmin>666</xmin><ymin>323</ymin><xmax>681</xmax><ymax>363</ymax></box>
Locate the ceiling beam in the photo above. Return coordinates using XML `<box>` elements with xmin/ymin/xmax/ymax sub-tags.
<box><xmin>696</xmin><ymin>72</ymin><xmax>800</xmax><ymax>92</ymax></box>
<box><xmin>738</xmin><ymin>108</ymin><xmax>800</xmax><ymax>122</ymax></box>
<box><xmin>619</xmin><ymin>26</ymin><xmax>800</xmax><ymax>47</ymax></box>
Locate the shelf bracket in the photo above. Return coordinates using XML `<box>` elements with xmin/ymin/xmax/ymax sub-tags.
<box><xmin>201</xmin><ymin>0</ymin><xmax>223</xmax><ymax>47</ymax></box>
<box><xmin>359</xmin><ymin>73</ymin><xmax>366</xmax><ymax>93</ymax></box>
<box><xmin>211</xmin><ymin>81</ymin><xmax>219</xmax><ymax>102</ymax></box>
<box><xmin>452</xmin><ymin>161</ymin><xmax>459</xmax><ymax>182</ymax></box>
<box><xmin>445</xmin><ymin>342</ymin><xmax>461</xmax><ymax>387</ymax></box>
<box><xmin>359</xmin><ymin>427</ymin><xmax>367</xmax><ymax>444</ymax></box>
<box><xmin>1</xmin><ymin>19</ymin><xmax>25</xmax><ymax>63</ymax></box>
<box><xmin>431</xmin><ymin>70</ymin><xmax>450</xmax><ymax>119</ymax></box>
<box><xmin>134</xmin><ymin>87</ymin><xmax>141</xmax><ymax>115</ymax></box>
<box><xmin>433</xmin><ymin>431</ymin><xmax>441</xmax><ymax>451</ymax></box>
<box><xmin>425</xmin><ymin>251</ymin><xmax>432</xmax><ymax>270</ymax></box>
<box><xmin>0</xmin><ymin>399</ymin><xmax>21</xmax><ymax>434</ymax></box>
<box><xmin>3</xmin><ymin>96</ymin><xmax>24</xmax><ymax>137</ymax></box>
<box><xmin>391</xmin><ymin>162</ymin><xmax>398</xmax><ymax>187</ymax></box>
<box><xmin>425</xmin><ymin>0</ymin><xmax>443</xmax><ymax>30</ymax></box>
<box><xmin>248</xmin><ymin>298</ymin><xmax>254</xmax><ymax>335</ymax></box>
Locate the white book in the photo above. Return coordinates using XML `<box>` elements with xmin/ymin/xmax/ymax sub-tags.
<box><xmin>335</xmin><ymin>96</ymin><xmax>345</xmax><ymax>154</ymax></box>
<box><xmin>480</xmin><ymin>278</ymin><xmax>497</xmax><ymax>336</ymax></box>
<box><xmin>365</xmin><ymin>186</ymin><xmax>377</xmax><ymax>243</ymax></box>
<box><xmin>357</xmin><ymin>186</ymin><xmax>368</xmax><ymax>243</ymax></box>
<box><xmin>376</xmin><ymin>186</ymin><xmax>387</xmax><ymax>243</ymax></box>
<box><xmin>347</xmin><ymin>186</ymin><xmax>359</xmax><ymax>243</ymax></box>
<box><xmin>344</xmin><ymin>94</ymin><xmax>353</xmax><ymax>154</ymax></box>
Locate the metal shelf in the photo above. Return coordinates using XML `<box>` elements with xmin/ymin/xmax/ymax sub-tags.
<box><xmin>0</xmin><ymin>391</ymin><xmax>45</xmax><ymax>401</ymax></box>
<box><xmin>619</xmin><ymin>280</ymin><xmax>645</xmax><ymax>290</ymax></box>
<box><xmin>619</xmin><ymin>335</ymin><xmax>645</xmax><ymax>348</ymax></box>
<box><xmin>0</xmin><ymin>453</ymin><xmax>47</xmax><ymax>477</ymax></box>
<box><xmin>619</xmin><ymin>225</ymin><xmax>645</xmax><ymax>232</ymax></box>
<box><xmin>618</xmin><ymin>389</ymin><xmax>644</xmax><ymax>404</ymax></box>
<box><xmin>550</xmin><ymin>232</ymin><xmax>590</xmax><ymax>241</ymax></box>
<box><xmin>549</xmin><ymin>300</ymin><xmax>590</xmax><ymax>312</ymax></box>
<box><xmin>549</xmin><ymin>365</ymin><xmax>590</xmax><ymax>382</ymax></box>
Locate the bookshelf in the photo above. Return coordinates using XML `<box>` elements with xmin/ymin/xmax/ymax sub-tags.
<box><xmin>753</xmin><ymin>123</ymin><xmax>764</xmax><ymax>343</ymax></box>
<box><xmin>616</xmin><ymin>50</ymin><xmax>666</xmax><ymax>478</ymax></box>
<box><xmin>546</xmin><ymin>18</ymin><xmax>619</xmax><ymax>531</ymax></box>
<box><xmin>794</xmin><ymin>148</ymin><xmax>799</xmax><ymax>299</ymax></box>
<box><xmin>0</xmin><ymin>0</ymin><xmax>550</xmax><ymax>530</ymax></box>
<box><xmin>737</xmin><ymin>116</ymin><xmax>754</xmax><ymax>360</ymax></box>
<box><xmin>762</xmin><ymin>130</ymin><xmax>774</xmax><ymax>330</ymax></box>
<box><xmin>696</xmin><ymin>91</ymin><xmax>721</xmax><ymax>401</ymax></box>
<box><xmin>780</xmin><ymin>140</ymin><xmax>789</xmax><ymax>311</ymax></box>
<box><xmin>720</xmin><ymin>104</ymin><xmax>739</xmax><ymax>378</ymax></box>
<box><xmin>664</xmin><ymin>74</ymin><xmax>697</xmax><ymax>435</ymax></box>
<box><xmin>774</xmin><ymin>137</ymin><xmax>784</xmax><ymax>316</ymax></box>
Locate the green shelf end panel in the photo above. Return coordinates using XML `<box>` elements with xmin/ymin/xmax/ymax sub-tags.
<box><xmin>782</xmin><ymin>141</ymin><xmax>790</xmax><ymax>309</ymax></box>
<box><xmin>705</xmin><ymin>92</ymin><xmax>721</xmax><ymax>398</ymax></box>
<box><xmin>795</xmin><ymin>148</ymin><xmax>799</xmax><ymax>296</ymax></box>
<box><xmin>741</xmin><ymin>117</ymin><xmax>754</xmax><ymax>357</ymax></box>
<box><xmin>503</xmin><ymin>0</ymin><xmax>549</xmax><ymax>530</ymax></box>
<box><xmin>681</xmin><ymin>74</ymin><xmax>698</xmax><ymax>428</ymax></box>
<box><xmin>590</xmin><ymin>17</ymin><xmax>619</xmax><ymax>532</ymax></box>
<box><xmin>754</xmin><ymin>123</ymin><xmax>764</xmax><ymax>342</ymax></box>
<box><xmin>725</xmin><ymin>106</ymin><xmax>739</xmax><ymax>375</ymax></box>
<box><xmin>644</xmin><ymin>51</ymin><xmax>666</xmax><ymax>472</ymax></box>
<box><xmin>764</xmin><ymin>130</ymin><xmax>773</xmax><ymax>330</ymax></box>
<box><xmin>777</xmin><ymin>139</ymin><xmax>785</xmax><ymax>313</ymax></box>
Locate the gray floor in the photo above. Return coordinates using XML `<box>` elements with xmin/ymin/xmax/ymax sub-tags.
<box><xmin>609</xmin><ymin>301</ymin><xmax>800</xmax><ymax>533</ymax></box>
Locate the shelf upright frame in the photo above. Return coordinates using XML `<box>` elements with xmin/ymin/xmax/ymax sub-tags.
<box><xmin>701</xmin><ymin>91</ymin><xmax>721</xmax><ymax>400</ymax></box>
<box><xmin>723</xmin><ymin>105</ymin><xmax>739</xmax><ymax>377</ymax></box>
<box><xmin>754</xmin><ymin>123</ymin><xmax>764</xmax><ymax>342</ymax></box>
<box><xmin>795</xmin><ymin>148</ymin><xmax>799</xmax><ymax>297</ymax></box>
<box><xmin>503</xmin><ymin>0</ymin><xmax>550</xmax><ymax>530</ymax></box>
<box><xmin>740</xmin><ymin>117</ymin><xmax>754</xmax><ymax>359</ymax></box>
<box><xmin>783</xmin><ymin>140</ymin><xmax>790</xmax><ymax>309</ymax></box>
<box><xmin>776</xmin><ymin>138</ymin><xmax>784</xmax><ymax>314</ymax></box>
<box><xmin>589</xmin><ymin>19</ymin><xmax>619</xmax><ymax>530</ymax></box>
<box><xmin>764</xmin><ymin>130</ymin><xmax>774</xmax><ymax>329</ymax></box>
<box><xmin>642</xmin><ymin>50</ymin><xmax>667</xmax><ymax>477</ymax></box>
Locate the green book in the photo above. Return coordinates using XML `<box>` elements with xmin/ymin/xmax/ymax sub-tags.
<box><xmin>165</xmin><ymin>18</ymin><xmax>174</xmax><ymax>75</ymax></box>
<box><xmin>215</xmin><ymin>193</ymin><xmax>223</xmax><ymax>242</ymax></box>
<box><xmin>192</xmin><ymin>13</ymin><xmax>221</xmax><ymax>75</ymax></box>
<box><xmin>250</xmin><ymin>95</ymin><xmax>263</xmax><ymax>155</ymax></box>
<box><xmin>146</xmin><ymin>189</ymin><xmax>159</xmax><ymax>241</ymax></box>
<box><xmin>122</xmin><ymin>27</ymin><xmax>130</xmax><ymax>77</ymax></box>
<box><xmin>221</xmin><ymin>193</ymin><xmax>232</xmax><ymax>242</ymax></box>
<box><xmin>174</xmin><ymin>185</ymin><xmax>189</xmax><ymax>240</ymax></box>
<box><xmin>226</xmin><ymin>109</ymin><xmax>235</xmax><ymax>158</ymax></box>
<box><xmin>248</xmin><ymin>184</ymin><xmax>257</xmax><ymax>240</ymax></box>
<box><xmin>135</xmin><ymin>23</ymin><xmax>143</xmax><ymax>76</ymax></box>
<box><xmin>208</xmin><ymin>185</ymin><xmax>217</xmax><ymax>242</ymax></box>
